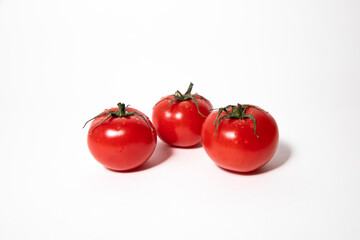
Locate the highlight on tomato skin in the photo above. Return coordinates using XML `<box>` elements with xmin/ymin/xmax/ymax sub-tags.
<box><xmin>84</xmin><ymin>103</ymin><xmax>157</xmax><ymax>171</ymax></box>
<box><xmin>200</xmin><ymin>104</ymin><xmax>279</xmax><ymax>173</ymax></box>
<box><xmin>152</xmin><ymin>83</ymin><xmax>213</xmax><ymax>148</ymax></box>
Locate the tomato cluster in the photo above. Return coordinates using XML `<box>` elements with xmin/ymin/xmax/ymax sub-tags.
<box><xmin>84</xmin><ymin>83</ymin><xmax>279</xmax><ymax>173</ymax></box>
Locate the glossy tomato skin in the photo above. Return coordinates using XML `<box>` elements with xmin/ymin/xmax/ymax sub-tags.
<box><xmin>152</xmin><ymin>95</ymin><xmax>212</xmax><ymax>147</ymax></box>
<box><xmin>201</xmin><ymin>106</ymin><xmax>279</xmax><ymax>172</ymax></box>
<box><xmin>87</xmin><ymin>107</ymin><xmax>157</xmax><ymax>171</ymax></box>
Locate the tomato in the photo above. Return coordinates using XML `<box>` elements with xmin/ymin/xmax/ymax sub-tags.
<box><xmin>201</xmin><ymin>104</ymin><xmax>279</xmax><ymax>172</ymax></box>
<box><xmin>84</xmin><ymin>103</ymin><xmax>157</xmax><ymax>171</ymax></box>
<box><xmin>152</xmin><ymin>83</ymin><xmax>212</xmax><ymax>147</ymax></box>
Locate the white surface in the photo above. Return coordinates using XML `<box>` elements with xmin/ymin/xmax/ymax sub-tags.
<box><xmin>1</xmin><ymin>0</ymin><xmax>360</xmax><ymax>239</ymax></box>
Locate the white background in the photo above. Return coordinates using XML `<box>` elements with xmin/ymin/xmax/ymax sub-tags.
<box><xmin>1</xmin><ymin>0</ymin><xmax>360</xmax><ymax>239</ymax></box>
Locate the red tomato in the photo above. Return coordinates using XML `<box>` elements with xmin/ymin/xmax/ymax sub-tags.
<box><xmin>152</xmin><ymin>83</ymin><xmax>212</xmax><ymax>147</ymax></box>
<box><xmin>201</xmin><ymin>104</ymin><xmax>279</xmax><ymax>172</ymax></box>
<box><xmin>84</xmin><ymin>103</ymin><xmax>157</xmax><ymax>171</ymax></box>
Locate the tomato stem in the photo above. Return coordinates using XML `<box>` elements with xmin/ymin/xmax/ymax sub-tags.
<box><xmin>83</xmin><ymin>102</ymin><xmax>153</xmax><ymax>133</ymax></box>
<box><xmin>184</xmin><ymin>82</ymin><xmax>194</xmax><ymax>95</ymax></box>
<box><xmin>116</xmin><ymin>103</ymin><xmax>126</xmax><ymax>117</ymax></box>
<box><xmin>161</xmin><ymin>82</ymin><xmax>207</xmax><ymax>117</ymax></box>
<box><xmin>213</xmin><ymin>104</ymin><xmax>267</xmax><ymax>137</ymax></box>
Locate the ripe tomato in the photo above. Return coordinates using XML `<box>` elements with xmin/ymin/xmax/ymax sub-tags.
<box><xmin>201</xmin><ymin>104</ymin><xmax>279</xmax><ymax>173</ymax></box>
<box><xmin>84</xmin><ymin>103</ymin><xmax>157</xmax><ymax>171</ymax></box>
<box><xmin>152</xmin><ymin>83</ymin><xmax>212</xmax><ymax>147</ymax></box>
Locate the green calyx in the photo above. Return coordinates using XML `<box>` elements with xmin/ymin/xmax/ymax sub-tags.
<box><xmin>213</xmin><ymin>104</ymin><xmax>266</xmax><ymax>137</ymax></box>
<box><xmin>162</xmin><ymin>82</ymin><xmax>207</xmax><ymax>117</ymax></box>
<box><xmin>83</xmin><ymin>102</ymin><xmax>153</xmax><ymax>133</ymax></box>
